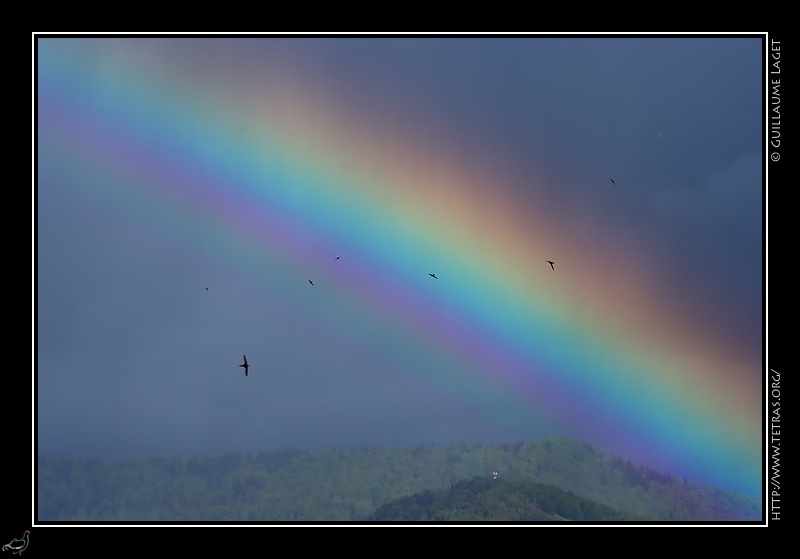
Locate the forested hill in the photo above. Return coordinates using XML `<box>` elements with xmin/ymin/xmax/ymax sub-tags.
<box><xmin>37</xmin><ymin>437</ymin><xmax>761</xmax><ymax>522</ymax></box>
<box><xmin>367</xmin><ymin>476</ymin><xmax>637</xmax><ymax>521</ymax></box>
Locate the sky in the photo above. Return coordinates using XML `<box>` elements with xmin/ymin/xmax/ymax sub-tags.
<box><xmin>35</xmin><ymin>34</ymin><xmax>764</xmax><ymax>498</ymax></box>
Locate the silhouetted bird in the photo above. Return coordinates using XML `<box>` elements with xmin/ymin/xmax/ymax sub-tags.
<box><xmin>205</xmin><ymin>287</ymin><xmax>209</xmax><ymax>291</ymax></box>
<box><xmin>429</xmin><ymin>273</ymin><xmax>438</xmax><ymax>279</ymax></box>
<box><xmin>546</xmin><ymin>260</ymin><xmax>555</xmax><ymax>270</ymax></box>
<box><xmin>239</xmin><ymin>355</ymin><xmax>249</xmax><ymax>377</ymax></box>
<box><xmin>308</xmin><ymin>279</ymin><xmax>314</xmax><ymax>286</ymax></box>
<box><xmin>610</xmin><ymin>178</ymin><xmax>616</xmax><ymax>185</ymax></box>
<box><xmin>335</xmin><ymin>256</ymin><xmax>340</xmax><ymax>260</ymax></box>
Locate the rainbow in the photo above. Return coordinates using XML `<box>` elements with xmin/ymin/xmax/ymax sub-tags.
<box><xmin>36</xmin><ymin>38</ymin><xmax>762</xmax><ymax>497</ymax></box>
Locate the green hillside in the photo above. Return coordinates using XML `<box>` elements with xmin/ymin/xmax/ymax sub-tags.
<box><xmin>37</xmin><ymin>436</ymin><xmax>761</xmax><ymax>522</ymax></box>
<box><xmin>367</xmin><ymin>476</ymin><xmax>637</xmax><ymax>521</ymax></box>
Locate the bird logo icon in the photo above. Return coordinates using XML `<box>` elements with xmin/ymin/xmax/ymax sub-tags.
<box><xmin>2</xmin><ymin>531</ymin><xmax>29</xmax><ymax>555</ymax></box>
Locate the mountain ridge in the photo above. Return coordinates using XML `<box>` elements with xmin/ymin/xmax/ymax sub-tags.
<box><xmin>37</xmin><ymin>436</ymin><xmax>761</xmax><ymax>522</ymax></box>
<box><xmin>367</xmin><ymin>476</ymin><xmax>643</xmax><ymax>521</ymax></box>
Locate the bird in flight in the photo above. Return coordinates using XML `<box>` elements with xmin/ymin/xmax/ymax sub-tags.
<box><xmin>239</xmin><ymin>355</ymin><xmax>249</xmax><ymax>377</ymax></box>
<box><xmin>205</xmin><ymin>287</ymin><xmax>209</xmax><ymax>291</ymax></box>
<box><xmin>610</xmin><ymin>178</ymin><xmax>616</xmax><ymax>185</ymax></box>
<box><xmin>308</xmin><ymin>279</ymin><xmax>314</xmax><ymax>286</ymax></box>
<box><xmin>546</xmin><ymin>260</ymin><xmax>555</xmax><ymax>270</ymax></box>
<box><xmin>429</xmin><ymin>273</ymin><xmax>438</xmax><ymax>279</ymax></box>
<box><xmin>335</xmin><ymin>256</ymin><xmax>340</xmax><ymax>260</ymax></box>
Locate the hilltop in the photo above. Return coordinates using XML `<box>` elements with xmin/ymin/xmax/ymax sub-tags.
<box><xmin>37</xmin><ymin>436</ymin><xmax>761</xmax><ymax>522</ymax></box>
<box><xmin>367</xmin><ymin>476</ymin><xmax>637</xmax><ymax>521</ymax></box>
